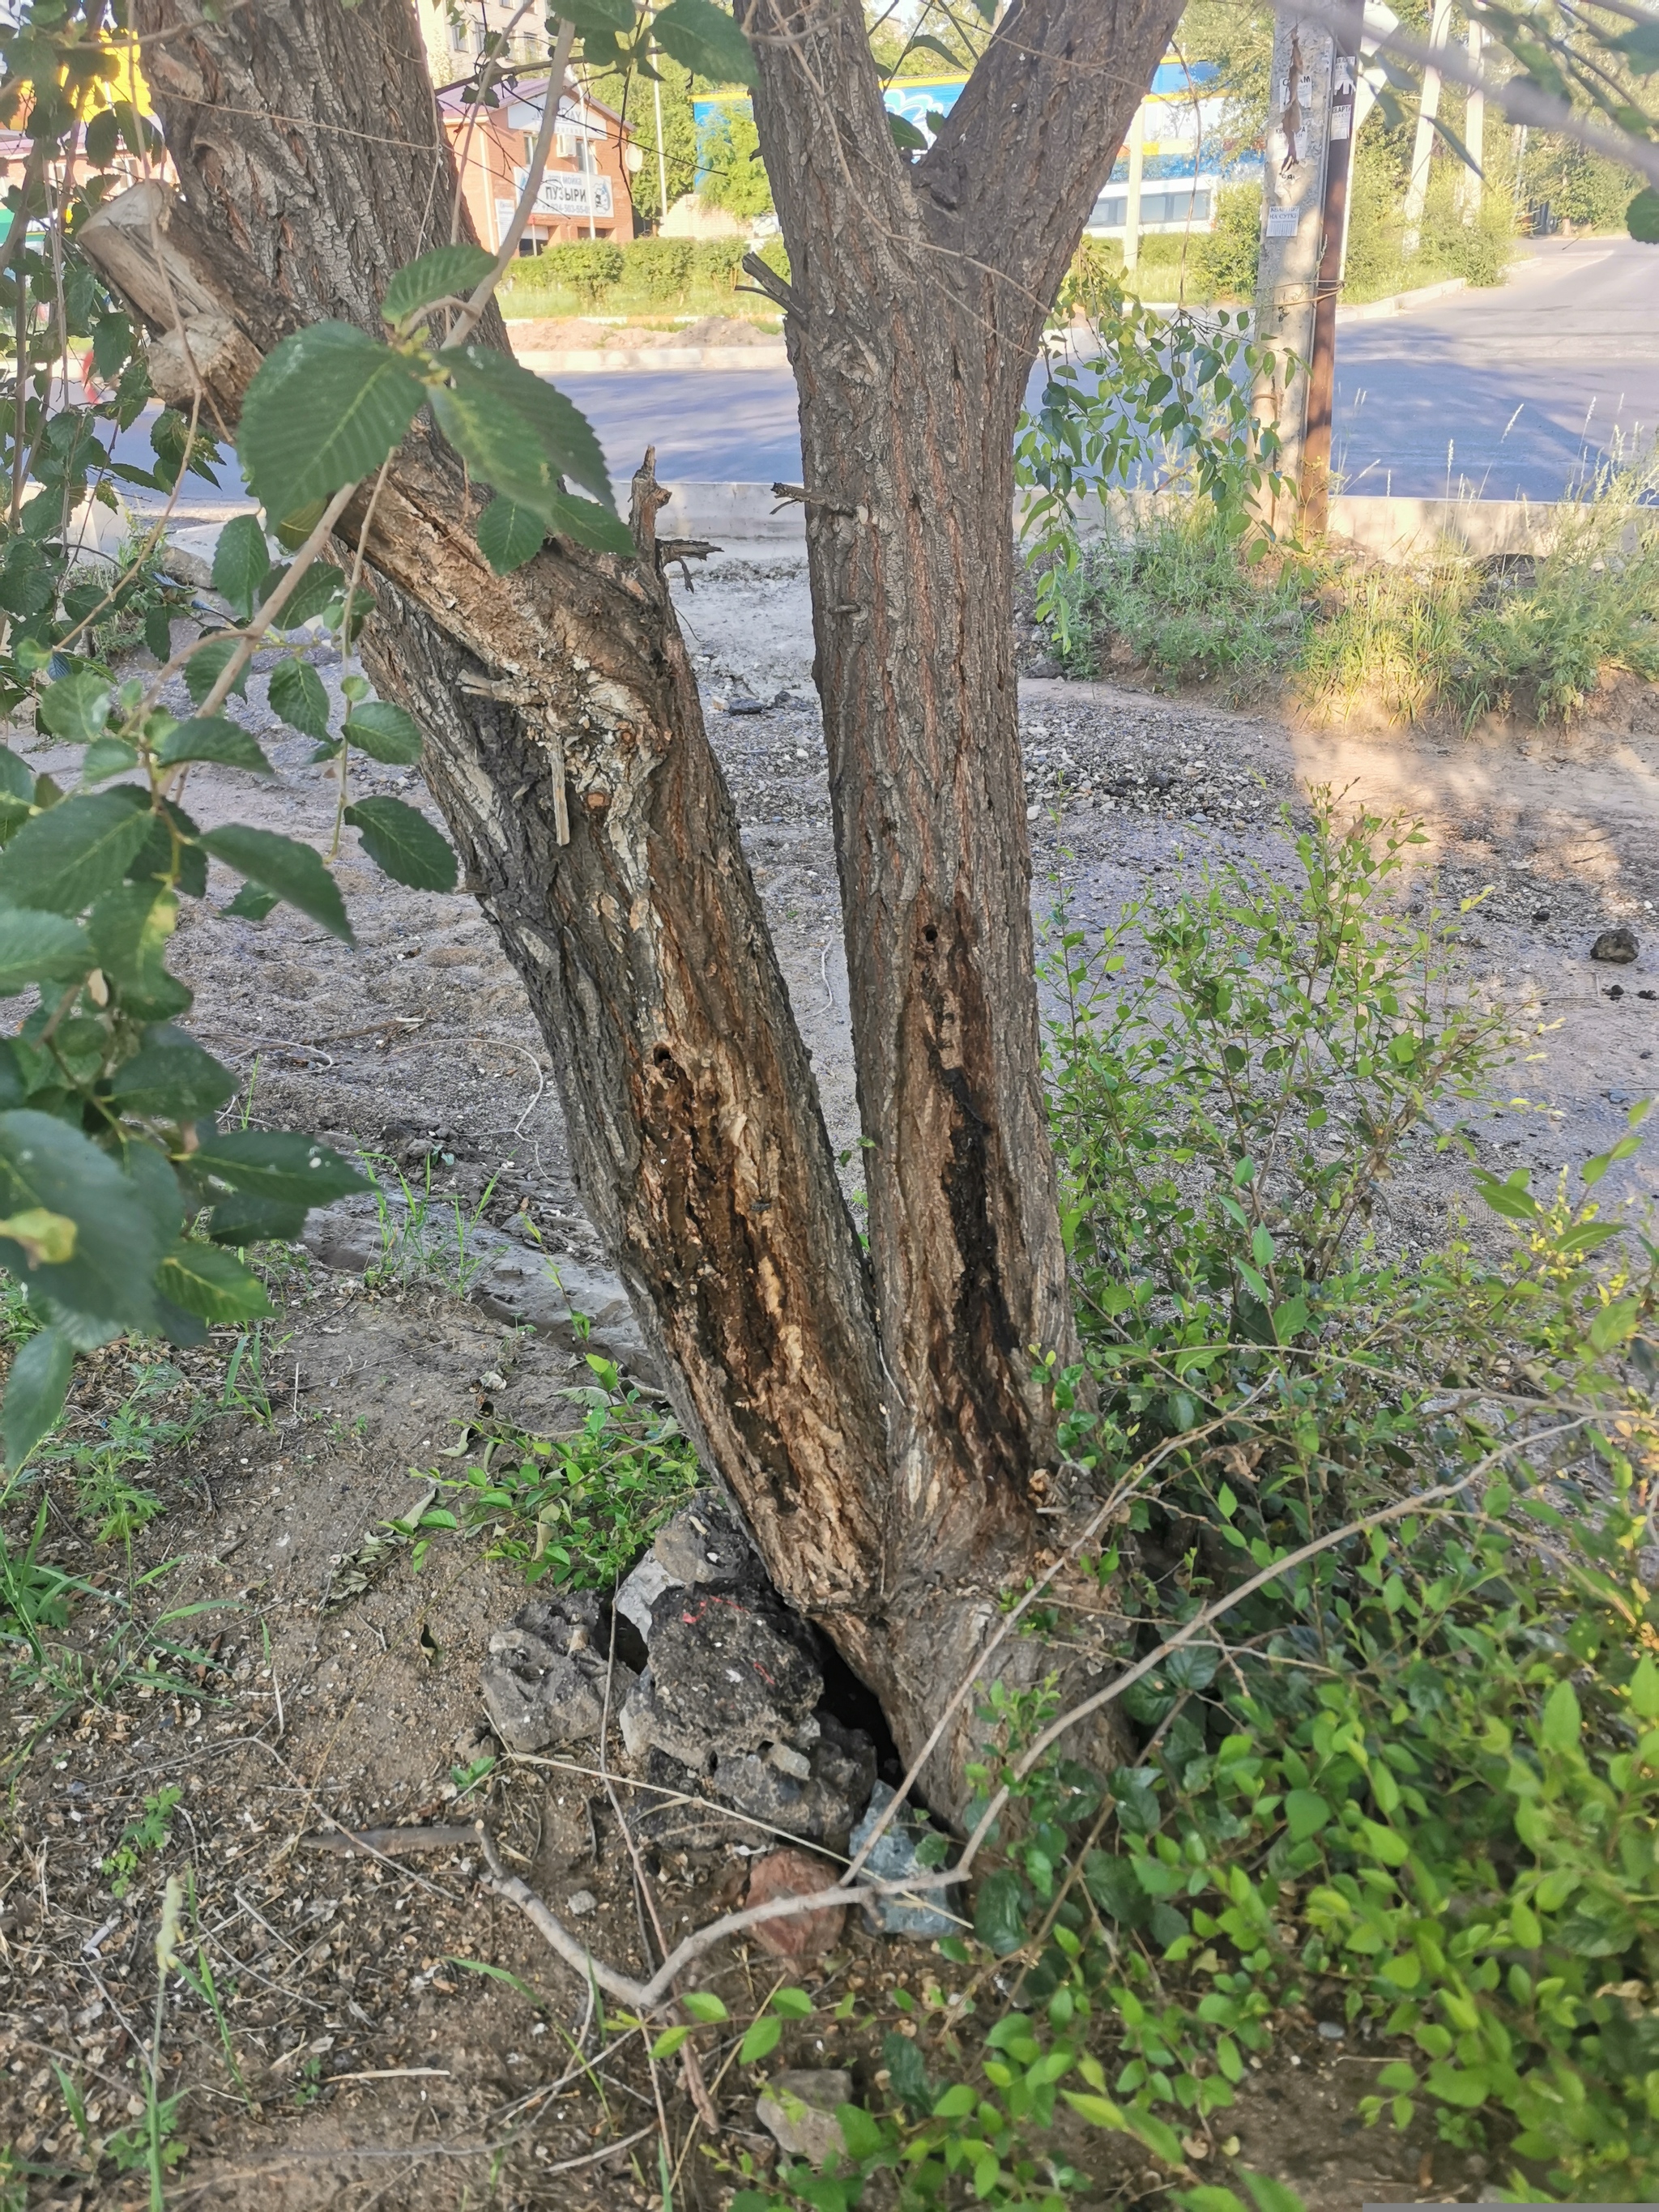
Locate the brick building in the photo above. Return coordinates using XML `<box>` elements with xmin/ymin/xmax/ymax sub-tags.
<box><xmin>438</xmin><ymin>76</ymin><xmax>638</xmax><ymax>251</ymax></box>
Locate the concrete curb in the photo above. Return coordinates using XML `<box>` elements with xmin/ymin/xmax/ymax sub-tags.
<box><xmin>164</xmin><ymin>481</ymin><xmax>1600</xmax><ymax>574</ymax></box>
<box><xmin>1334</xmin><ymin>275</ymin><xmax>1468</xmax><ymax>323</ymax></box>
<box><xmin>512</xmin><ymin>343</ymin><xmax>787</xmax><ymax>373</ymax></box>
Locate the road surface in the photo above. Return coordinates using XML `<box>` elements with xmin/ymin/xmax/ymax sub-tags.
<box><xmin>126</xmin><ymin>235</ymin><xmax>1657</xmax><ymax>525</ymax></box>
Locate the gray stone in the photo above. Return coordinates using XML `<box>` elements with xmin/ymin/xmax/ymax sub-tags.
<box><xmin>757</xmin><ymin>2071</ymin><xmax>853</xmax><ymax>2167</ymax></box>
<box><xmin>848</xmin><ymin>1780</ymin><xmax>959</xmax><ymax>1939</ymax></box>
<box><xmin>566</xmin><ymin>1890</ymin><xmax>597</xmax><ymax>1917</ymax></box>
<box><xmin>1316</xmin><ymin>2018</ymin><xmax>1345</xmax><ymax>2042</ymax></box>
<box><xmin>1592</xmin><ymin>925</ymin><xmax>1640</xmax><ymax>964</ymax></box>
<box><xmin>297</xmin><ymin>1194</ymin><xmax>659</xmax><ymax>1381</ymax></box>
<box><xmin>480</xmin><ymin>1592</ymin><xmax>635</xmax><ymax>1754</ymax></box>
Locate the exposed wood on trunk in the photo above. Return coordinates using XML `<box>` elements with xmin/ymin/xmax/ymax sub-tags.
<box><xmin>100</xmin><ymin>0</ymin><xmax>1175</xmax><ymax>1815</ymax></box>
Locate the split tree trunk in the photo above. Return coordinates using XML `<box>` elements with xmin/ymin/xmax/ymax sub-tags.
<box><xmin>112</xmin><ymin>0</ymin><xmax>1177</xmax><ymax>1817</ymax></box>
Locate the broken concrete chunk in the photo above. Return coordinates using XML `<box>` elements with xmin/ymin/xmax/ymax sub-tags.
<box><xmin>848</xmin><ymin>1779</ymin><xmax>959</xmax><ymax>1939</ymax></box>
<box><xmin>652</xmin><ymin>1495</ymin><xmax>754</xmax><ymax>1588</ymax></box>
<box><xmin>646</xmin><ymin>1586</ymin><xmax>822</xmax><ymax>1751</ymax></box>
<box><xmin>480</xmin><ymin>1591</ymin><xmax>635</xmax><ymax>1754</ymax></box>
<box><xmin>615</xmin><ymin>1554</ymin><xmax>680</xmax><ymax>1641</ymax></box>
<box><xmin>757</xmin><ymin>2070</ymin><xmax>853</xmax><ymax>2166</ymax></box>
<box><xmin>710</xmin><ymin>1711</ymin><xmax>874</xmax><ymax>1852</ymax></box>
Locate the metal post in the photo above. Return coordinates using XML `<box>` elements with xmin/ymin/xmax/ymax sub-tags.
<box><xmin>1401</xmin><ymin>0</ymin><xmax>1452</xmax><ymax>254</ymax></box>
<box><xmin>1301</xmin><ymin>16</ymin><xmax>1360</xmax><ymax>538</ymax></box>
<box><xmin>579</xmin><ymin>77</ymin><xmax>596</xmax><ymax>239</ymax></box>
<box><xmin>1252</xmin><ymin>13</ymin><xmax>1337</xmax><ymax>528</ymax></box>
<box><xmin>1123</xmin><ymin>102</ymin><xmax>1145</xmax><ymax>275</ymax></box>
<box><xmin>651</xmin><ymin>48</ymin><xmax>669</xmax><ymax>225</ymax></box>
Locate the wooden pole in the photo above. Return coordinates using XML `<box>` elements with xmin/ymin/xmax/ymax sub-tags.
<box><xmin>1300</xmin><ymin>14</ymin><xmax>1359</xmax><ymax>539</ymax></box>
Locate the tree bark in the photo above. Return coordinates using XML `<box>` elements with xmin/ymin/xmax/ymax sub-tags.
<box><xmin>107</xmin><ymin>0</ymin><xmax>1177</xmax><ymax>1817</ymax></box>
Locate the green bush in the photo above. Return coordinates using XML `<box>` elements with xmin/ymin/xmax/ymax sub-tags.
<box><xmin>1192</xmin><ymin>181</ymin><xmax>1261</xmax><ymax>300</ymax></box>
<box><xmin>625</xmin><ymin>235</ymin><xmax>695</xmax><ymax>301</ymax></box>
<box><xmin>754</xmin><ymin>232</ymin><xmax>791</xmax><ymax>287</ymax></box>
<box><xmin>692</xmin><ymin>236</ymin><xmax>748</xmax><ymax>292</ymax></box>
<box><xmin>697</xmin><ymin>108</ymin><xmax>774</xmax><ymax>219</ymax></box>
<box><xmin>539</xmin><ymin>239</ymin><xmax>625</xmax><ymax>307</ymax></box>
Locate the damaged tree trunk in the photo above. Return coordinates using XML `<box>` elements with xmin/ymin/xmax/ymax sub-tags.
<box><xmin>105</xmin><ymin>0</ymin><xmax>1176</xmax><ymax>1817</ymax></box>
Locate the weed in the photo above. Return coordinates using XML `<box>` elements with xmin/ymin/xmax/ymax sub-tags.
<box><xmin>215</xmin><ymin>1321</ymin><xmax>284</xmax><ymax>1429</ymax></box>
<box><xmin>33</xmin><ymin>1360</ymin><xmax>196</xmax><ymax>1541</ymax></box>
<box><xmin>1044</xmin><ymin>506</ymin><xmax>1314</xmax><ymax>698</ymax></box>
<box><xmin>103</xmin><ymin>1785</ymin><xmax>181</xmax><ymax>1898</ymax></box>
<box><xmin>416</xmin><ymin>1355</ymin><xmax>698</xmax><ymax>1586</ymax></box>
<box><xmin>359</xmin><ymin>1149</ymin><xmax>502</xmax><ymax>1293</ymax></box>
<box><xmin>0</xmin><ymin>1493</ymin><xmax>83</xmax><ymax>1668</ymax></box>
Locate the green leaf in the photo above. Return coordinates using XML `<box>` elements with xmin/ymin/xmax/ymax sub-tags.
<box><xmin>198</xmin><ymin>825</ymin><xmax>352</xmax><ymax>941</ymax></box>
<box><xmin>88</xmin><ymin>883</ymin><xmax>184</xmax><ymax>1014</ymax></box>
<box><xmin>1629</xmin><ymin>186</ymin><xmax>1659</xmax><ymax>242</ymax></box>
<box><xmin>37</xmin><ymin>669</ymin><xmax>113</xmax><ymax>744</ymax></box>
<box><xmin>238</xmin><ymin>320</ymin><xmax>425</xmax><ymax>514</ymax></box>
<box><xmin>429</xmin><ymin>346</ymin><xmax>616</xmax><ymax>510</ymax></box>
<box><xmin>680</xmin><ymin>1991</ymin><xmax>728</xmax><ymax>2023</ymax></box>
<box><xmin>650</xmin><ymin>2024</ymin><xmax>692</xmax><ymax>2059</ymax></box>
<box><xmin>973</xmin><ymin>1868</ymin><xmax>1028</xmax><ymax>1956</ymax></box>
<box><xmin>2</xmin><ymin>1323</ymin><xmax>71</xmax><ymax>1469</ymax></box>
<box><xmin>1540</xmin><ymin>1677</ymin><xmax>1582</xmax><ymax>1752</ymax></box>
<box><xmin>153</xmin><ymin>717</ymin><xmax>273</xmax><ymax>776</ymax></box>
<box><xmin>80</xmin><ymin>739</ymin><xmax>140</xmax><ymax>785</ymax></box>
<box><xmin>1473</xmin><ymin>1166</ymin><xmax>1538</xmax><ymax>1221</ymax></box>
<box><xmin>108</xmin><ymin>1034</ymin><xmax>237</xmax><ymax>1119</ymax></box>
<box><xmin>1239</xmin><ymin>2176</ymin><xmax>1309</xmax><ymax>2212</ymax></box>
<box><xmin>182</xmin><ymin>633</ymin><xmax>249</xmax><ymax>707</ymax></box>
<box><xmin>652</xmin><ymin>0</ymin><xmax>757</xmax><ymax>82</ymax></box>
<box><xmin>343</xmin><ymin>701</ymin><xmax>424</xmax><ymax>765</ymax></box>
<box><xmin>0</xmin><ymin>746</ymin><xmax>33</xmax><ymax>809</ymax></box>
<box><xmin>0</xmin><ymin>789</ymin><xmax>152</xmax><ymax>914</ymax></box>
<box><xmin>769</xmin><ymin>1988</ymin><xmax>813</xmax><ymax>2018</ymax></box>
<box><xmin>888</xmin><ymin>112</ymin><xmax>928</xmax><ymax>153</ymax></box>
<box><xmin>273</xmin><ymin>559</ymin><xmax>348</xmax><ymax>629</ymax></box>
<box><xmin>562</xmin><ymin>0</ymin><xmax>635</xmax><ymax>32</ymax></box>
<box><xmin>1629</xmin><ymin>1652</ymin><xmax>1659</xmax><ymax>1720</ymax></box>
<box><xmin>221</xmin><ymin>883</ymin><xmax>279</xmax><ymax>922</ymax></box>
<box><xmin>0</xmin><ymin>907</ymin><xmax>92</xmax><ymax>995</ymax></box>
<box><xmin>881</xmin><ymin>2029</ymin><xmax>929</xmax><ymax>2114</ymax></box>
<box><xmin>204</xmin><ymin>1190</ymin><xmax>309</xmax><ymax>1246</ymax></box>
<box><xmin>211</xmin><ymin>513</ymin><xmax>271</xmax><ymax>620</ymax></box>
<box><xmin>738</xmin><ymin>2015</ymin><xmax>783</xmax><ymax>2064</ymax></box>
<box><xmin>190</xmin><ymin>1131</ymin><xmax>367</xmax><ymax>1207</ymax></box>
<box><xmin>1284</xmin><ymin>1789</ymin><xmax>1330</xmax><ymax>1842</ymax></box>
<box><xmin>382</xmin><ymin>243</ymin><xmax>497</xmax><ymax>326</ymax></box>
<box><xmin>1589</xmin><ymin>1296</ymin><xmax>1639</xmax><ymax>1353</ymax></box>
<box><xmin>0</xmin><ymin>1111</ymin><xmax>164</xmax><ymax>1332</ymax></box>
<box><xmin>1614</xmin><ymin>27</ymin><xmax>1659</xmax><ymax>79</ymax></box>
<box><xmin>268</xmin><ymin>658</ymin><xmax>332</xmax><ymax>739</ymax></box>
<box><xmin>476</xmin><ymin>494</ymin><xmax>547</xmax><ymax>574</ymax></box>
<box><xmin>343</xmin><ymin>798</ymin><xmax>456</xmax><ymax>892</ymax></box>
<box><xmin>157</xmin><ymin>1239</ymin><xmax>273</xmax><ymax>1322</ymax></box>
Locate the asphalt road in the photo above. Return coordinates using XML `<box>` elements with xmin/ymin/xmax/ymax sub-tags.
<box><xmin>1333</xmin><ymin>237</ymin><xmax>1659</xmax><ymax>501</ymax></box>
<box><xmin>128</xmin><ymin>234</ymin><xmax>1657</xmax><ymax>523</ymax></box>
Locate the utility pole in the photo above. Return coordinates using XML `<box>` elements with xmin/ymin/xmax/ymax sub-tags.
<box><xmin>1252</xmin><ymin>12</ymin><xmax>1337</xmax><ymax>529</ymax></box>
<box><xmin>1301</xmin><ymin>18</ymin><xmax>1360</xmax><ymax>536</ymax></box>
<box><xmin>1123</xmin><ymin>101</ymin><xmax>1145</xmax><ymax>275</ymax></box>
<box><xmin>1401</xmin><ymin>0</ymin><xmax>1453</xmax><ymax>253</ymax></box>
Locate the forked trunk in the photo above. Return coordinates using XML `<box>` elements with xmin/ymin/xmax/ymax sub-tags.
<box><xmin>109</xmin><ymin>0</ymin><xmax>1178</xmax><ymax>1816</ymax></box>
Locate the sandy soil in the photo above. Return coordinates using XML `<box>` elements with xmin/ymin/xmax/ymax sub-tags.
<box><xmin>3</xmin><ymin>548</ymin><xmax>1656</xmax><ymax>2209</ymax></box>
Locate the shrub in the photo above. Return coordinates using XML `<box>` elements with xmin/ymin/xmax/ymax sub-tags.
<box><xmin>1192</xmin><ymin>181</ymin><xmax>1261</xmax><ymax>300</ymax></box>
<box><xmin>539</xmin><ymin>239</ymin><xmax>625</xmax><ymax>306</ymax></box>
<box><xmin>625</xmin><ymin>235</ymin><xmax>695</xmax><ymax>301</ymax></box>
<box><xmin>692</xmin><ymin>237</ymin><xmax>747</xmax><ymax>292</ymax></box>
<box><xmin>754</xmin><ymin>232</ymin><xmax>791</xmax><ymax>287</ymax></box>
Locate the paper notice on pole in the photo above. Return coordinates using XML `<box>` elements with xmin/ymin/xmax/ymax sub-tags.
<box><xmin>1265</xmin><ymin>206</ymin><xmax>1303</xmax><ymax>237</ymax></box>
<box><xmin>1331</xmin><ymin>105</ymin><xmax>1352</xmax><ymax>139</ymax></box>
